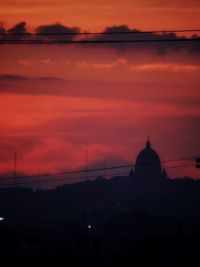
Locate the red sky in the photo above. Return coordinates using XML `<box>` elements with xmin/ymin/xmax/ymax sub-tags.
<box><xmin>0</xmin><ymin>0</ymin><xmax>200</xmax><ymax>187</ymax></box>
<box><xmin>1</xmin><ymin>0</ymin><xmax>200</xmax><ymax>31</ymax></box>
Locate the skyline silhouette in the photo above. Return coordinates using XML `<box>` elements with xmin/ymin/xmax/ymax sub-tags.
<box><xmin>0</xmin><ymin>137</ymin><xmax>200</xmax><ymax>264</ymax></box>
<box><xmin>0</xmin><ymin>137</ymin><xmax>198</xmax><ymax>189</ymax></box>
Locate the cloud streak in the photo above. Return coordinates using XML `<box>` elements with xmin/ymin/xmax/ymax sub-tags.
<box><xmin>0</xmin><ymin>73</ymin><xmax>199</xmax><ymax>111</ymax></box>
<box><xmin>130</xmin><ymin>63</ymin><xmax>200</xmax><ymax>73</ymax></box>
<box><xmin>0</xmin><ymin>74</ymin><xmax>63</xmax><ymax>82</ymax></box>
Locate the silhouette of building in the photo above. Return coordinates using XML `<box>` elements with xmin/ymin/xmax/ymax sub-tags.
<box><xmin>110</xmin><ymin>138</ymin><xmax>168</xmax><ymax>202</ymax></box>
<box><xmin>129</xmin><ymin>137</ymin><xmax>167</xmax><ymax>181</ymax></box>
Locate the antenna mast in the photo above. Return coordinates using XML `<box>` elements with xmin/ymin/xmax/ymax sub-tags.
<box><xmin>14</xmin><ymin>151</ymin><xmax>17</xmax><ymax>187</ymax></box>
<box><xmin>85</xmin><ymin>149</ymin><xmax>88</xmax><ymax>180</ymax></box>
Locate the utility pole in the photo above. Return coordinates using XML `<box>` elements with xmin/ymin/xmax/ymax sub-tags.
<box><xmin>14</xmin><ymin>151</ymin><xmax>17</xmax><ymax>187</ymax></box>
<box><xmin>103</xmin><ymin>158</ymin><xmax>106</xmax><ymax>177</ymax></box>
<box><xmin>38</xmin><ymin>163</ymin><xmax>41</xmax><ymax>189</ymax></box>
<box><xmin>85</xmin><ymin>149</ymin><xmax>88</xmax><ymax>180</ymax></box>
<box><xmin>13</xmin><ymin>151</ymin><xmax>18</xmax><ymax>216</ymax></box>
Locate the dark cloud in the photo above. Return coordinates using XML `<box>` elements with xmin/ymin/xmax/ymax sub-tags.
<box><xmin>0</xmin><ymin>75</ymin><xmax>200</xmax><ymax>109</ymax></box>
<box><xmin>35</xmin><ymin>23</ymin><xmax>80</xmax><ymax>41</ymax></box>
<box><xmin>0</xmin><ymin>22</ymin><xmax>30</xmax><ymax>41</ymax></box>
<box><xmin>87</xmin><ymin>25</ymin><xmax>200</xmax><ymax>55</ymax></box>
<box><xmin>0</xmin><ymin>23</ymin><xmax>7</xmax><ymax>41</ymax></box>
<box><xmin>0</xmin><ymin>74</ymin><xmax>64</xmax><ymax>95</ymax></box>
<box><xmin>8</xmin><ymin>21</ymin><xmax>27</xmax><ymax>35</ymax></box>
<box><xmin>7</xmin><ymin>22</ymin><xmax>29</xmax><ymax>41</ymax></box>
<box><xmin>0</xmin><ymin>22</ymin><xmax>199</xmax><ymax>54</ymax></box>
<box><xmin>0</xmin><ymin>74</ymin><xmax>29</xmax><ymax>81</ymax></box>
<box><xmin>0</xmin><ymin>25</ymin><xmax>6</xmax><ymax>35</ymax></box>
<box><xmin>0</xmin><ymin>74</ymin><xmax>63</xmax><ymax>82</ymax></box>
<box><xmin>0</xmin><ymin>22</ymin><xmax>80</xmax><ymax>43</ymax></box>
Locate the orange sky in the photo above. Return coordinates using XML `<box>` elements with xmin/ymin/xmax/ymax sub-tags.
<box><xmin>0</xmin><ymin>1</ymin><xmax>200</xmax><ymax>187</ymax></box>
<box><xmin>1</xmin><ymin>0</ymin><xmax>200</xmax><ymax>31</ymax></box>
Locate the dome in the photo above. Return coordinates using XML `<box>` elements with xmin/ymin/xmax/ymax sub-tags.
<box><xmin>135</xmin><ymin>138</ymin><xmax>161</xmax><ymax>175</ymax></box>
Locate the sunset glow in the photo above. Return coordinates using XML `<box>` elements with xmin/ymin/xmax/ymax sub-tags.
<box><xmin>0</xmin><ymin>1</ymin><xmax>200</xmax><ymax>187</ymax></box>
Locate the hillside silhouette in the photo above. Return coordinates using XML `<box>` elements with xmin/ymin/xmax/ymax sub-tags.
<box><xmin>0</xmin><ymin>138</ymin><xmax>200</xmax><ymax>265</ymax></box>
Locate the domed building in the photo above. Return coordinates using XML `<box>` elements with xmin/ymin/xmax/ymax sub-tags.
<box><xmin>110</xmin><ymin>138</ymin><xmax>167</xmax><ymax>202</ymax></box>
<box><xmin>130</xmin><ymin>137</ymin><xmax>167</xmax><ymax>181</ymax></box>
<box><xmin>135</xmin><ymin>137</ymin><xmax>161</xmax><ymax>174</ymax></box>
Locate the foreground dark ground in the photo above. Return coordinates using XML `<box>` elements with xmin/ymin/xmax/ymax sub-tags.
<box><xmin>1</xmin><ymin>174</ymin><xmax>200</xmax><ymax>266</ymax></box>
<box><xmin>0</xmin><ymin>214</ymin><xmax>200</xmax><ymax>266</ymax></box>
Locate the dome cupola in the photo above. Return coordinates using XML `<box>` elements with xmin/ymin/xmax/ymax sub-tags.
<box><xmin>135</xmin><ymin>137</ymin><xmax>161</xmax><ymax>176</ymax></box>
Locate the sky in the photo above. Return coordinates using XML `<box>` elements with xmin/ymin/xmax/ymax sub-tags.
<box><xmin>0</xmin><ymin>0</ymin><xmax>200</xmax><ymax>187</ymax></box>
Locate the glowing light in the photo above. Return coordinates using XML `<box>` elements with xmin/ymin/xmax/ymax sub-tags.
<box><xmin>88</xmin><ymin>224</ymin><xmax>92</xmax><ymax>229</ymax></box>
<box><xmin>0</xmin><ymin>217</ymin><xmax>4</xmax><ymax>222</ymax></box>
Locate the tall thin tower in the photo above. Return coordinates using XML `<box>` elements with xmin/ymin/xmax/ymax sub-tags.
<box><xmin>85</xmin><ymin>149</ymin><xmax>88</xmax><ymax>180</ymax></box>
<box><xmin>14</xmin><ymin>151</ymin><xmax>17</xmax><ymax>187</ymax></box>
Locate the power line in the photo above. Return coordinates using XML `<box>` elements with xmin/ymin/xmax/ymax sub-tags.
<box><xmin>0</xmin><ymin>163</ymin><xmax>194</xmax><ymax>187</ymax></box>
<box><xmin>0</xmin><ymin>154</ymin><xmax>196</xmax><ymax>182</ymax></box>
<box><xmin>1</xmin><ymin>29</ymin><xmax>200</xmax><ymax>36</ymax></box>
<box><xmin>0</xmin><ymin>38</ymin><xmax>200</xmax><ymax>44</ymax></box>
<box><xmin>1</xmin><ymin>28</ymin><xmax>200</xmax><ymax>44</ymax></box>
<box><xmin>0</xmin><ymin>163</ymin><xmax>195</xmax><ymax>188</ymax></box>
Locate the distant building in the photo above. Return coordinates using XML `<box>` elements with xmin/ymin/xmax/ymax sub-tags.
<box><xmin>110</xmin><ymin>138</ymin><xmax>167</xmax><ymax>202</ymax></box>
<box><xmin>129</xmin><ymin>137</ymin><xmax>167</xmax><ymax>181</ymax></box>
